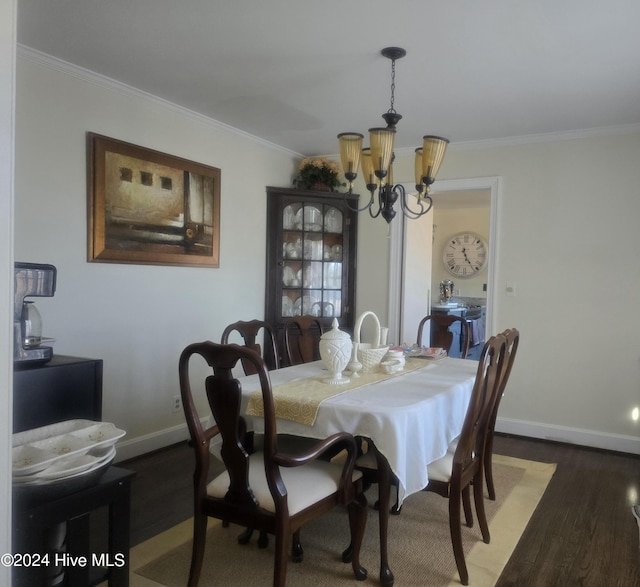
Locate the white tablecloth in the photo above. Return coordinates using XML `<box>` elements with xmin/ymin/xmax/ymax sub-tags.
<box><xmin>237</xmin><ymin>357</ymin><xmax>477</xmax><ymax>505</ymax></box>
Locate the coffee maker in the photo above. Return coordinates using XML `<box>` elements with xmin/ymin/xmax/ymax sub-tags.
<box><xmin>14</xmin><ymin>262</ymin><xmax>57</xmax><ymax>364</ymax></box>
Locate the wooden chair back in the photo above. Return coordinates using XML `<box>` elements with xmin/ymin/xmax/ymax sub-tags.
<box><xmin>483</xmin><ymin>327</ymin><xmax>520</xmax><ymax>499</ymax></box>
<box><xmin>451</xmin><ymin>333</ymin><xmax>507</xmax><ymax>479</ymax></box>
<box><xmin>496</xmin><ymin>328</ymin><xmax>519</xmax><ymax>399</ymax></box>
<box><xmin>416</xmin><ymin>314</ymin><xmax>471</xmax><ymax>358</ymax></box>
<box><xmin>424</xmin><ymin>333</ymin><xmax>507</xmax><ymax>585</ymax></box>
<box><xmin>284</xmin><ymin>315</ymin><xmax>324</xmax><ymax>366</ymax></box>
<box><xmin>221</xmin><ymin>319</ymin><xmax>279</xmax><ymax>375</ymax></box>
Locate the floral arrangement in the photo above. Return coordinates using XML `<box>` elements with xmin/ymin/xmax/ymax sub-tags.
<box><xmin>294</xmin><ymin>157</ymin><xmax>344</xmax><ymax>191</ymax></box>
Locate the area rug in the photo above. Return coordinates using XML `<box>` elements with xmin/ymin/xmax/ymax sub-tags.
<box><xmin>130</xmin><ymin>455</ymin><xmax>555</xmax><ymax>586</ymax></box>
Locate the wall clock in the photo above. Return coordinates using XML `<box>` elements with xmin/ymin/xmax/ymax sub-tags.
<box><xmin>443</xmin><ymin>232</ymin><xmax>488</xmax><ymax>278</ymax></box>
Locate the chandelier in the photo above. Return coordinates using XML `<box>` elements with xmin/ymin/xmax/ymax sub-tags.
<box><xmin>337</xmin><ymin>47</ymin><xmax>449</xmax><ymax>224</ymax></box>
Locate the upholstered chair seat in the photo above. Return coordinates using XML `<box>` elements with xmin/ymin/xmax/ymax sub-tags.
<box><xmin>208</xmin><ymin>452</ymin><xmax>363</xmax><ymax>515</ymax></box>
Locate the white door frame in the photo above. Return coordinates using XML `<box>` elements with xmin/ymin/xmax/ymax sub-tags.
<box><xmin>1</xmin><ymin>0</ymin><xmax>16</xmax><ymax>574</ymax></box>
<box><xmin>388</xmin><ymin>176</ymin><xmax>502</xmax><ymax>343</ymax></box>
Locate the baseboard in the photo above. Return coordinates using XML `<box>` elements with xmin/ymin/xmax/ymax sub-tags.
<box><xmin>115</xmin><ymin>416</ymin><xmax>640</xmax><ymax>462</ymax></box>
<box><xmin>496</xmin><ymin>417</ymin><xmax>640</xmax><ymax>455</ymax></box>
<box><xmin>113</xmin><ymin>422</ymin><xmax>191</xmax><ymax>463</ymax></box>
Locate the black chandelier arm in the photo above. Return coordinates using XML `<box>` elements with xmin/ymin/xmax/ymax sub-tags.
<box><xmin>342</xmin><ymin>188</ymin><xmax>376</xmax><ymax>214</ymax></box>
<box><xmin>369</xmin><ymin>201</ymin><xmax>383</xmax><ymax>219</ymax></box>
<box><xmin>367</xmin><ymin>185</ymin><xmax>386</xmax><ymax>219</ymax></box>
<box><xmin>399</xmin><ymin>189</ymin><xmax>433</xmax><ymax>219</ymax></box>
<box><xmin>342</xmin><ymin>182</ymin><xmax>433</xmax><ymax>222</ymax></box>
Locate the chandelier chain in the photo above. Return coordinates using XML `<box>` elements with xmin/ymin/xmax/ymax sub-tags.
<box><xmin>388</xmin><ymin>58</ymin><xmax>397</xmax><ymax>114</ymax></box>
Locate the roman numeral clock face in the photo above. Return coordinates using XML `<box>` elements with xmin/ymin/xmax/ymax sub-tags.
<box><xmin>443</xmin><ymin>232</ymin><xmax>488</xmax><ymax>278</ymax></box>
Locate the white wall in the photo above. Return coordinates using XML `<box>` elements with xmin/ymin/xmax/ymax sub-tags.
<box><xmin>353</xmin><ymin>193</ymin><xmax>392</xmax><ymax>324</ymax></box>
<box><xmin>447</xmin><ymin>134</ymin><xmax>640</xmax><ymax>451</ymax></box>
<box><xmin>366</xmin><ymin>133</ymin><xmax>640</xmax><ymax>453</ymax></box>
<box><xmin>14</xmin><ymin>52</ymin><xmax>298</xmax><ymax>458</ymax></box>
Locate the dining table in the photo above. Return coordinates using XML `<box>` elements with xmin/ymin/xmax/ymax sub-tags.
<box><xmin>234</xmin><ymin>355</ymin><xmax>478</xmax><ymax>586</ymax></box>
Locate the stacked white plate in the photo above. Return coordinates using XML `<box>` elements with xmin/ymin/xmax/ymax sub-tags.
<box><xmin>407</xmin><ymin>346</ymin><xmax>448</xmax><ymax>360</ymax></box>
<box><xmin>12</xmin><ymin>420</ymin><xmax>125</xmax><ymax>486</ymax></box>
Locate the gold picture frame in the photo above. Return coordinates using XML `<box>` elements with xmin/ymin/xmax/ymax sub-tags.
<box><xmin>87</xmin><ymin>133</ymin><xmax>221</xmax><ymax>267</ymax></box>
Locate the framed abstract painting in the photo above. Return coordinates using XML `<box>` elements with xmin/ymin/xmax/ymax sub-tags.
<box><xmin>87</xmin><ymin>133</ymin><xmax>221</xmax><ymax>267</ymax></box>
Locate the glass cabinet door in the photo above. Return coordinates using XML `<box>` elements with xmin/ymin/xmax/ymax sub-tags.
<box><xmin>280</xmin><ymin>203</ymin><xmax>344</xmax><ymax>321</ymax></box>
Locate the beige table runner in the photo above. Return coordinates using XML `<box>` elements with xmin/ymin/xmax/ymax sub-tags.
<box><xmin>246</xmin><ymin>358</ymin><xmax>435</xmax><ymax>426</ymax></box>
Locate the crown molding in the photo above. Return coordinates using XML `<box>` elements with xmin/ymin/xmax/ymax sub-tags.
<box><xmin>391</xmin><ymin>122</ymin><xmax>640</xmax><ymax>157</ymax></box>
<box><xmin>17</xmin><ymin>44</ymin><xmax>302</xmax><ymax>159</ymax></box>
<box><xmin>448</xmin><ymin>123</ymin><xmax>640</xmax><ymax>150</ymax></box>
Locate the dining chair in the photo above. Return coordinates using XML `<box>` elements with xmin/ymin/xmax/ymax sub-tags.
<box><xmin>221</xmin><ymin>319</ymin><xmax>280</xmax><ymax>375</ymax></box>
<box><xmin>443</xmin><ymin>327</ymin><xmax>519</xmax><ymax>502</ymax></box>
<box><xmin>416</xmin><ymin>314</ymin><xmax>471</xmax><ymax>359</ymax></box>
<box><xmin>222</xmin><ymin>318</ymin><xmax>327</xmax><ymax>541</ymax></box>
<box><xmin>483</xmin><ymin>328</ymin><xmax>519</xmax><ymax>500</ymax></box>
<box><xmin>221</xmin><ymin>319</ymin><xmax>281</xmax><ymax>546</ymax></box>
<box><xmin>284</xmin><ymin>315</ymin><xmax>324</xmax><ymax>366</ymax></box>
<box><xmin>423</xmin><ymin>333</ymin><xmax>507</xmax><ymax>586</ymax></box>
<box><xmin>179</xmin><ymin>341</ymin><xmax>368</xmax><ymax>587</ymax></box>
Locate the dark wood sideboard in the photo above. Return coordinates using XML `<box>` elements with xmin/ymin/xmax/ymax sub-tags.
<box><xmin>13</xmin><ymin>354</ymin><xmax>103</xmax><ymax>433</ymax></box>
<box><xmin>12</xmin><ymin>355</ymin><xmax>135</xmax><ymax>587</ymax></box>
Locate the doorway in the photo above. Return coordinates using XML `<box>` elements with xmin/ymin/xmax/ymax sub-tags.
<box><xmin>431</xmin><ymin>189</ymin><xmax>491</xmax><ymax>302</ymax></box>
<box><xmin>387</xmin><ymin>176</ymin><xmax>501</xmax><ymax>347</ymax></box>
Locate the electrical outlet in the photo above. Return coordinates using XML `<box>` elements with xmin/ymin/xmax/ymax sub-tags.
<box><xmin>172</xmin><ymin>395</ymin><xmax>182</xmax><ymax>413</ymax></box>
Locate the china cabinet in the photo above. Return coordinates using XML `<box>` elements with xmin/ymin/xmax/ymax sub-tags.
<box><xmin>265</xmin><ymin>186</ymin><xmax>358</xmax><ymax>365</ymax></box>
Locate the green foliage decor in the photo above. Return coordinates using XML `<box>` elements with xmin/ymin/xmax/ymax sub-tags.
<box><xmin>294</xmin><ymin>157</ymin><xmax>344</xmax><ymax>191</ymax></box>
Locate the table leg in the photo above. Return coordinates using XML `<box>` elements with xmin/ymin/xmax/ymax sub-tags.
<box><xmin>107</xmin><ymin>478</ymin><xmax>132</xmax><ymax>586</ymax></box>
<box><xmin>374</xmin><ymin>449</ymin><xmax>395</xmax><ymax>587</ymax></box>
<box><xmin>66</xmin><ymin>514</ymin><xmax>91</xmax><ymax>586</ymax></box>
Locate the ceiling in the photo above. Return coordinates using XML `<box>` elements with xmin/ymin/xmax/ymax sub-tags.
<box><xmin>17</xmin><ymin>0</ymin><xmax>640</xmax><ymax>157</ymax></box>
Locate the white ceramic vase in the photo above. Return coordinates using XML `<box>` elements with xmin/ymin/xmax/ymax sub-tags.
<box><xmin>347</xmin><ymin>342</ymin><xmax>363</xmax><ymax>378</ymax></box>
<box><xmin>319</xmin><ymin>318</ymin><xmax>352</xmax><ymax>384</ymax></box>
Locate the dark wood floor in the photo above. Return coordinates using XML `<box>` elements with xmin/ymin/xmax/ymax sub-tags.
<box><xmin>492</xmin><ymin>435</ymin><xmax>640</xmax><ymax>587</ymax></box>
<box><xmin>120</xmin><ymin>434</ymin><xmax>640</xmax><ymax>586</ymax></box>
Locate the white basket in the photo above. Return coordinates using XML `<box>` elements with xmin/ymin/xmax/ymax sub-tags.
<box><xmin>354</xmin><ymin>311</ymin><xmax>389</xmax><ymax>373</ymax></box>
